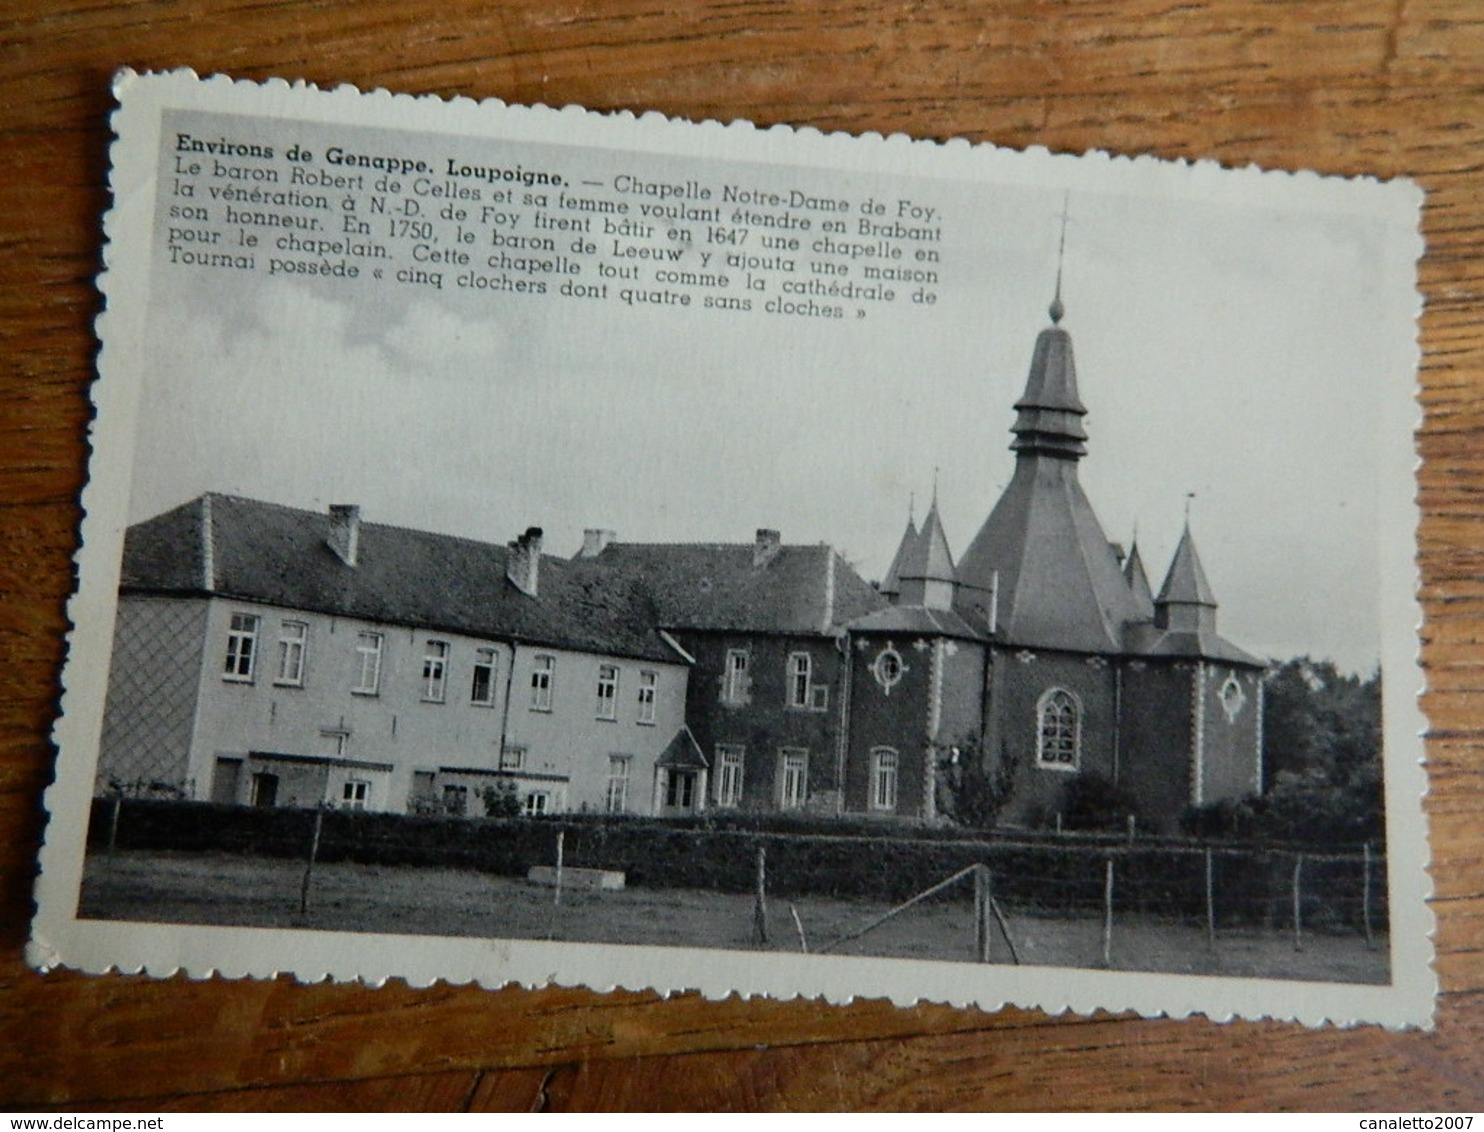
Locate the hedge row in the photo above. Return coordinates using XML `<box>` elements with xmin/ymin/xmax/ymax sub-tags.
<box><xmin>88</xmin><ymin>798</ymin><xmax>1387</xmax><ymax>931</ymax></box>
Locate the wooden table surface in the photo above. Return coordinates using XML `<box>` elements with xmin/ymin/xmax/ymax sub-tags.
<box><xmin>3</xmin><ymin>0</ymin><xmax>1483</xmax><ymax>1112</ymax></box>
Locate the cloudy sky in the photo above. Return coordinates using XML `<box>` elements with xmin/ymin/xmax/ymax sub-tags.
<box><xmin>126</xmin><ymin>114</ymin><xmax>1421</xmax><ymax>675</ymax></box>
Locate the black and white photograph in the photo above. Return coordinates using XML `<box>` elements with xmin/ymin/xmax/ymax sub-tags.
<box><xmin>32</xmin><ymin>71</ymin><xmax>1431</xmax><ymax>1027</ymax></box>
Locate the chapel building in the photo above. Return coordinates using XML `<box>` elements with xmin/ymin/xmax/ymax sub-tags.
<box><xmin>846</xmin><ymin>291</ymin><xmax>1266</xmax><ymax>828</ymax></box>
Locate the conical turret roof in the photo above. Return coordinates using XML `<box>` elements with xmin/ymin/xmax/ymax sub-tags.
<box><xmin>1156</xmin><ymin>524</ymin><xmax>1217</xmax><ymax>607</ymax></box>
<box><xmin>879</xmin><ymin>511</ymin><xmax>918</xmax><ymax>598</ymax></box>
<box><xmin>1124</xmin><ymin>540</ymin><xmax>1156</xmax><ymax>621</ymax></box>
<box><xmin>898</xmin><ymin>497</ymin><xmax>955</xmax><ymax>584</ymax></box>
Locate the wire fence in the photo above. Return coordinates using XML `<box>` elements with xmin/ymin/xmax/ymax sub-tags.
<box><xmin>89</xmin><ymin>797</ymin><xmax>1388</xmax><ymax>952</ymax></box>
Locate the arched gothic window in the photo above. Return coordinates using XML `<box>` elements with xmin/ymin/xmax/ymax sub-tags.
<box><xmin>1036</xmin><ymin>687</ymin><xmax>1081</xmax><ymax>770</ymax></box>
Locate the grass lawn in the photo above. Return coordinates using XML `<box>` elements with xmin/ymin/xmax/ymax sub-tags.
<box><xmin>78</xmin><ymin>849</ymin><xmax>1389</xmax><ymax>984</ymax></box>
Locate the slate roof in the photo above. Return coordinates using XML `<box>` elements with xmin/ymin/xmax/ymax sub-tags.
<box><xmin>120</xmin><ymin>494</ymin><xmax>686</xmax><ymax>664</ymax></box>
<box><xmin>954</xmin><ymin>304</ymin><xmax>1261</xmax><ymax>667</ymax></box>
<box><xmin>1156</xmin><ymin>525</ymin><xmax>1218</xmax><ymax>607</ymax></box>
<box><xmin>1134</xmin><ymin>527</ymin><xmax>1264</xmax><ymax>666</ymax></box>
<box><xmin>897</xmin><ymin>499</ymin><xmax>956</xmax><ymax>583</ymax></box>
<box><xmin>1123</xmin><ymin>541</ymin><xmax>1157</xmax><ymax>621</ymax></box>
<box><xmin>1124</xmin><ymin>621</ymin><xmax>1266</xmax><ymax>667</ymax></box>
<box><xmin>879</xmin><ymin>514</ymin><xmax>917</xmax><ymax>598</ymax></box>
<box><xmin>656</xmin><ymin>725</ymin><xmax>710</xmax><ymax>769</ymax></box>
<box><xmin>846</xmin><ymin>604</ymin><xmax>988</xmax><ymax>641</ymax></box>
<box><xmin>955</xmin><ymin>456</ymin><xmax>1147</xmax><ymax>653</ymax></box>
<box><xmin>589</xmin><ymin>541</ymin><xmax>885</xmax><ymax>635</ymax></box>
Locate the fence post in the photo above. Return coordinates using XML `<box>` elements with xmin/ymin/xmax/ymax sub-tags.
<box><xmin>1291</xmin><ymin>852</ymin><xmax>1304</xmax><ymax>952</ymax></box>
<box><xmin>1126</xmin><ymin>814</ymin><xmax>1136</xmax><ymax>845</ymax></box>
<box><xmin>1101</xmin><ymin>857</ymin><xmax>1115</xmax><ymax>967</ymax></box>
<box><xmin>107</xmin><ymin>794</ymin><xmax>124</xmax><ymax>857</ymax></box>
<box><xmin>752</xmin><ymin>845</ymin><xmax>769</xmax><ymax>946</ymax></box>
<box><xmin>1362</xmin><ymin>841</ymin><xmax>1376</xmax><ymax>950</ymax></box>
<box><xmin>553</xmin><ymin>830</ymin><xmax>565</xmax><ymax>907</ymax></box>
<box><xmin>1205</xmin><ymin>848</ymin><xmax>1216</xmax><ymax>952</ymax></box>
<box><xmin>789</xmin><ymin>903</ymin><xmax>809</xmax><ymax>954</ymax></box>
<box><xmin>299</xmin><ymin>806</ymin><xmax>324</xmax><ymax>915</ymax></box>
<box><xmin>974</xmin><ymin>865</ymin><xmax>994</xmax><ymax>963</ymax></box>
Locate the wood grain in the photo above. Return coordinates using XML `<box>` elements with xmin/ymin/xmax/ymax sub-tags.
<box><xmin>3</xmin><ymin>0</ymin><xmax>1482</xmax><ymax>1111</ymax></box>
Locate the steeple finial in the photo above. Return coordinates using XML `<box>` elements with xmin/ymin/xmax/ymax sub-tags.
<box><xmin>1184</xmin><ymin>491</ymin><xmax>1196</xmax><ymax>525</ymax></box>
<box><xmin>908</xmin><ymin>490</ymin><xmax>916</xmax><ymax>524</ymax></box>
<box><xmin>1050</xmin><ymin>193</ymin><xmax>1069</xmax><ymax>324</ymax></box>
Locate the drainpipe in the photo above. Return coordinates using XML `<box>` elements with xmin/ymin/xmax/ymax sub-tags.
<box><xmin>496</xmin><ymin>640</ymin><xmax>518</xmax><ymax>768</ymax></box>
<box><xmin>835</xmin><ymin>631</ymin><xmax>852</xmax><ymax>815</ymax></box>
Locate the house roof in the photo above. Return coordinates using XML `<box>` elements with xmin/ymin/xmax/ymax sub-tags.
<box><xmin>588</xmin><ymin>540</ymin><xmax>885</xmax><ymax>635</ymax></box>
<box><xmin>120</xmin><ymin>494</ymin><xmax>686</xmax><ymax>665</ymax></box>
<box><xmin>656</xmin><ymin>725</ymin><xmax>710</xmax><ymax>769</ymax></box>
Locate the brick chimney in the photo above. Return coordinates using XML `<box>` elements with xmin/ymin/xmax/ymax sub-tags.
<box><xmin>577</xmin><ymin>528</ymin><xmax>616</xmax><ymax>559</ymax></box>
<box><xmin>506</xmin><ymin>526</ymin><xmax>544</xmax><ymax>596</ymax></box>
<box><xmin>754</xmin><ymin>528</ymin><xmax>782</xmax><ymax>568</ymax></box>
<box><xmin>327</xmin><ymin>504</ymin><xmax>361</xmax><ymax>566</ymax></box>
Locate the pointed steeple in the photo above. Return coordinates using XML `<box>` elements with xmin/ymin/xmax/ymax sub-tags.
<box><xmin>1155</xmin><ymin>523</ymin><xmax>1218</xmax><ymax>634</ymax></box>
<box><xmin>1124</xmin><ymin>538</ymin><xmax>1156</xmax><ymax>621</ymax></box>
<box><xmin>1010</xmin><ymin>299</ymin><xmax>1089</xmax><ymax>461</ymax></box>
<box><xmin>897</xmin><ymin>494</ymin><xmax>956</xmax><ymax>610</ymax></box>
<box><xmin>880</xmin><ymin>505</ymin><xmax>918</xmax><ymax>602</ymax></box>
<box><xmin>956</xmin><ymin>273</ymin><xmax>1142</xmax><ymax>650</ymax></box>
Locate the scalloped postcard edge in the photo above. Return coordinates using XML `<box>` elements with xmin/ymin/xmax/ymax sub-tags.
<box><xmin>30</xmin><ymin>67</ymin><xmax>1433</xmax><ymax>1030</ymax></box>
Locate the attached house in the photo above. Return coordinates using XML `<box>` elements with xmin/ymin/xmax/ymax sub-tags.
<box><xmin>576</xmin><ymin>530</ymin><xmax>886</xmax><ymax>816</ymax></box>
<box><xmin>96</xmin><ymin>294</ymin><xmax>1264</xmax><ymax>832</ymax></box>
<box><xmin>98</xmin><ymin>495</ymin><xmax>691</xmax><ymax>815</ymax></box>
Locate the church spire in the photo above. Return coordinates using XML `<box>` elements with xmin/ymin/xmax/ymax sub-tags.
<box><xmin>1010</xmin><ymin>224</ymin><xmax>1088</xmax><ymax>461</ymax></box>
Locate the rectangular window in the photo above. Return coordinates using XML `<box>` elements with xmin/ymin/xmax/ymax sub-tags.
<box><xmin>531</xmin><ymin>654</ymin><xmax>554</xmax><ymax>711</ymax></box>
<box><xmin>352</xmin><ymin>631</ymin><xmax>383</xmax><ymax>695</ymax></box>
<box><xmin>636</xmin><ymin>670</ymin><xmax>657</xmax><ymax>724</ymax></box>
<box><xmin>470</xmin><ymin>647</ymin><xmax>498</xmax><ymax>706</ymax></box>
<box><xmin>664</xmin><ymin>770</ymin><xmax>697</xmax><ymax>810</ymax></box>
<box><xmin>275</xmin><ymin>620</ymin><xmax>307</xmax><ymax>686</ymax></box>
<box><xmin>250</xmin><ymin>771</ymin><xmax>278</xmax><ymax>808</ymax></box>
<box><xmin>596</xmin><ymin>664</ymin><xmax>619</xmax><ymax>720</ymax></box>
<box><xmin>342</xmin><ymin>780</ymin><xmax>369</xmax><ymax>810</ymax></box>
<box><xmin>605</xmin><ymin>755</ymin><xmax>631</xmax><ymax>814</ymax></box>
<box><xmin>499</xmin><ymin>745</ymin><xmax>526</xmax><ymax>771</ymax></box>
<box><xmin>779</xmin><ymin>748</ymin><xmax>808</xmax><ymax>811</ymax></box>
<box><xmin>871</xmin><ymin>748</ymin><xmax>899</xmax><ymax>812</ymax></box>
<box><xmin>422</xmin><ymin>640</ymin><xmax>449</xmax><ymax>702</ymax></box>
<box><xmin>788</xmin><ymin>652</ymin><xmax>811</xmax><ymax>708</ymax></box>
<box><xmin>442</xmin><ymin>784</ymin><xmax>469</xmax><ymax>816</ymax></box>
<box><xmin>716</xmin><ymin>745</ymin><xmax>745</xmax><ymax>808</ymax></box>
<box><xmin>722</xmin><ymin>649</ymin><xmax>749</xmax><ymax>704</ymax></box>
<box><xmin>524</xmin><ymin>790</ymin><xmax>550</xmax><ymax>816</ymax></box>
<box><xmin>224</xmin><ymin>612</ymin><xmax>260</xmax><ymax>682</ymax></box>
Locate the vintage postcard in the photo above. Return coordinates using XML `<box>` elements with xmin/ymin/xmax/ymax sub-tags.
<box><xmin>31</xmin><ymin>69</ymin><xmax>1432</xmax><ymax>1026</ymax></box>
